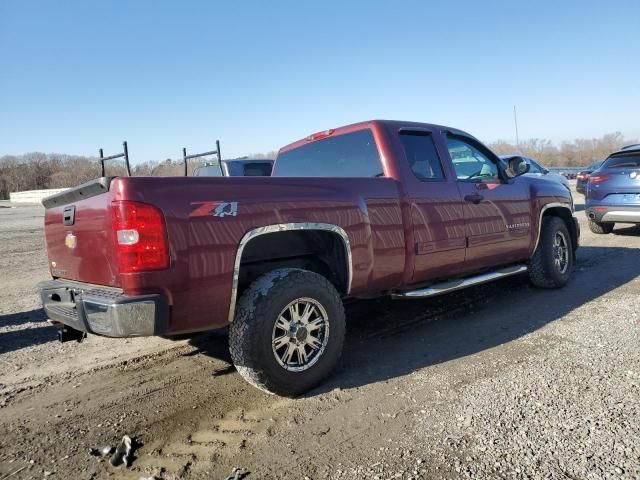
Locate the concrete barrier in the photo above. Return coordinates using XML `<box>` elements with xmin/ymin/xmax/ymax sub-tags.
<box><xmin>9</xmin><ymin>188</ymin><xmax>69</xmax><ymax>204</ymax></box>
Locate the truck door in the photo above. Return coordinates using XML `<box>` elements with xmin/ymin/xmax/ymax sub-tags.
<box><xmin>397</xmin><ymin>129</ymin><xmax>467</xmax><ymax>283</ymax></box>
<box><xmin>444</xmin><ymin>134</ymin><xmax>532</xmax><ymax>271</ymax></box>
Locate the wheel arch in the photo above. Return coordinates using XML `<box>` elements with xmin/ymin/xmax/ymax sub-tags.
<box><xmin>533</xmin><ymin>203</ymin><xmax>578</xmax><ymax>257</ymax></box>
<box><xmin>228</xmin><ymin>223</ymin><xmax>352</xmax><ymax>323</ymax></box>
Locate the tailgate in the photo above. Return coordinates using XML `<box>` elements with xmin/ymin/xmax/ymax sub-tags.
<box><xmin>43</xmin><ymin>178</ymin><xmax>120</xmax><ymax>287</ymax></box>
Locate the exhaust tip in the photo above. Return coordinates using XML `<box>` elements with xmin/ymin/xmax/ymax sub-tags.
<box><xmin>588</xmin><ymin>212</ymin><xmax>596</xmax><ymax>219</ymax></box>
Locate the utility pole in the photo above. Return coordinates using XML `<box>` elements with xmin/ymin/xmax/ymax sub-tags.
<box><xmin>513</xmin><ymin>105</ymin><xmax>520</xmax><ymax>152</ymax></box>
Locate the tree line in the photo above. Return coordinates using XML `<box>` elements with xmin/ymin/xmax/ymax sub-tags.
<box><xmin>0</xmin><ymin>133</ymin><xmax>636</xmax><ymax>199</ymax></box>
<box><xmin>488</xmin><ymin>132</ymin><xmax>636</xmax><ymax>168</ymax></box>
<box><xmin>0</xmin><ymin>151</ymin><xmax>274</xmax><ymax>199</ymax></box>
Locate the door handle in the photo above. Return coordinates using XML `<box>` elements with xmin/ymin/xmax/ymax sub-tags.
<box><xmin>464</xmin><ymin>193</ymin><xmax>484</xmax><ymax>204</ymax></box>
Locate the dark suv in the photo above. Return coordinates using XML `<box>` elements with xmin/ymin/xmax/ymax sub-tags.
<box><xmin>194</xmin><ymin>159</ymin><xmax>273</xmax><ymax>177</ymax></box>
<box><xmin>576</xmin><ymin>160</ymin><xmax>604</xmax><ymax>195</ymax></box>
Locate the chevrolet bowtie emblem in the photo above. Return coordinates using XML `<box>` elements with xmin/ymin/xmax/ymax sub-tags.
<box><xmin>65</xmin><ymin>233</ymin><xmax>77</xmax><ymax>249</ymax></box>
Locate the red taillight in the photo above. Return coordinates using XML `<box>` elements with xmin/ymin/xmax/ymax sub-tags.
<box><xmin>589</xmin><ymin>174</ymin><xmax>610</xmax><ymax>184</ymax></box>
<box><xmin>110</xmin><ymin>201</ymin><xmax>169</xmax><ymax>273</ymax></box>
<box><xmin>306</xmin><ymin>129</ymin><xmax>335</xmax><ymax>141</ymax></box>
<box><xmin>576</xmin><ymin>172</ymin><xmax>588</xmax><ymax>181</ymax></box>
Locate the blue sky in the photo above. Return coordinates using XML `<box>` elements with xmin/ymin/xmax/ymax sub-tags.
<box><xmin>1</xmin><ymin>0</ymin><xmax>639</xmax><ymax>162</ymax></box>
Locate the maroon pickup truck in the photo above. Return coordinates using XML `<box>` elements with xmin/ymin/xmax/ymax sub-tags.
<box><xmin>39</xmin><ymin>120</ymin><xmax>579</xmax><ymax>396</ymax></box>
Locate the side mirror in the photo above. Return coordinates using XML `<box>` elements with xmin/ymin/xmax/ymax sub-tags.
<box><xmin>505</xmin><ymin>156</ymin><xmax>530</xmax><ymax>179</ymax></box>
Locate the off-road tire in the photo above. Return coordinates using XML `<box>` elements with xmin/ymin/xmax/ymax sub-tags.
<box><xmin>528</xmin><ymin>216</ymin><xmax>574</xmax><ymax>289</ymax></box>
<box><xmin>229</xmin><ymin>268</ymin><xmax>345</xmax><ymax>397</ymax></box>
<box><xmin>588</xmin><ymin>219</ymin><xmax>614</xmax><ymax>234</ymax></box>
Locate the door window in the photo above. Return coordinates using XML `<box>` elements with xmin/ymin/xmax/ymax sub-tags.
<box><xmin>446</xmin><ymin>136</ymin><xmax>500</xmax><ymax>182</ymax></box>
<box><xmin>399</xmin><ymin>131</ymin><xmax>445</xmax><ymax>181</ymax></box>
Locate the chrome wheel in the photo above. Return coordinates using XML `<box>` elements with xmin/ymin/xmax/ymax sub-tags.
<box><xmin>553</xmin><ymin>231</ymin><xmax>569</xmax><ymax>274</ymax></box>
<box><xmin>272</xmin><ymin>297</ymin><xmax>330</xmax><ymax>372</ymax></box>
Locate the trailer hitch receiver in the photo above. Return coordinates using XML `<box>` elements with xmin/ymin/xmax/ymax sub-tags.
<box><xmin>58</xmin><ymin>325</ymin><xmax>87</xmax><ymax>343</ymax></box>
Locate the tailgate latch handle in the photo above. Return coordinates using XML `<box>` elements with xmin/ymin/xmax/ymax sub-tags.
<box><xmin>63</xmin><ymin>205</ymin><xmax>76</xmax><ymax>226</ymax></box>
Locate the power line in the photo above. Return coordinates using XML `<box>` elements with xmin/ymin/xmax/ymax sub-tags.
<box><xmin>513</xmin><ymin>105</ymin><xmax>520</xmax><ymax>152</ymax></box>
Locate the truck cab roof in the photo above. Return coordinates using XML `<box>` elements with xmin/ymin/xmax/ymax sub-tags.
<box><xmin>278</xmin><ymin>120</ymin><xmax>475</xmax><ymax>154</ymax></box>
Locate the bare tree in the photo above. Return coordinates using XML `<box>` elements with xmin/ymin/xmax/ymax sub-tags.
<box><xmin>488</xmin><ymin>132</ymin><xmax>636</xmax><ymax>168</ymax></box>
<box><xmin>3</xmin><ymin>134</ymin><xmax>631</xmax><ymax>199</ymax></box>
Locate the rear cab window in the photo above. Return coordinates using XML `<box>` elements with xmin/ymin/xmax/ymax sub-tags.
<box><xmin>603</xmin><ymin>154</ymin><xmax>640</xmax><ymax>169</ymax></box>
<box><xmin>273</xmin><ymin>129</ymin><xmax>383</xmax><ymax>177</ymax></box>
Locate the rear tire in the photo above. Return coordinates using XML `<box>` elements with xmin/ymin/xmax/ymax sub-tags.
<box><xmin>588</xmin><ymin>219</ymin><xmax>614</xmax><ymax>234</ymax></box>
<box><xmin>529</xmin><ymin>216</ymin><xmax>574</xmax><ymax>289</ymax></box>
<box><xmin>229</xmin><ymin>268</ymin><xmax>345</xmax><ymax>397</ymax></box>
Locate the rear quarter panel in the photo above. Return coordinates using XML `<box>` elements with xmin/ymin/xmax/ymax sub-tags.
<box><xmin>111</xmin><ymin>176</ymin><xmax>405</xmax><ymax>334</ymax></box>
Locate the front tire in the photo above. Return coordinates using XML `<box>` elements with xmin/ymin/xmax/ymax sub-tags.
<box><xmin>229</xmin><ymin>268</ymin><xmax>345</xmax><ymax>397</ymax></box>
<box><xmin>588</xmin><ymin>219</ymin><xmax>614</xmax><ymax>234</ymax></box>
<box><xmin>529</xmin><ymin>216</ymin><xmax>574</xmax><ymax>289</ymax></box>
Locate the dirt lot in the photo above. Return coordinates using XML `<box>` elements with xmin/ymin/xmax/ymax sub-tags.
<box><xmin>1</xmin><ymin>192</ymin><xmax>639</xmax><ymax>480</ymax></box>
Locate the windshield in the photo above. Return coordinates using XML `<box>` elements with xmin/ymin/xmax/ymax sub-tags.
<box><xmin>588</xmin><ymin>160</ymin><xmax>604</xmax><ymax>170</ymax></box>
<box><xmin>273</xmin><ymin>129</ymin><xmax>383</xmax><ymax>177</ymax></box>
<box><xmin>526</xmin><ymin>158</ymin><xmax>545</xmax><ymax>174</ymax></box>
<box><xmin>603</xmin><ymin>154</ymin><xmax>640</xmax><ymax>169</ymax></box>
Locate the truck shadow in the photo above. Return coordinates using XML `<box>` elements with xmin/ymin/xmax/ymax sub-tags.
<box><xmin>311</xmin><ymin>245</ymin><xmax>639</xmax><ymax>394</ymax></box>
<box><xmin>0</xmin><ymin>308</ymin><xmax>55</xmax><ymax>355</ymax></box>
<box><xmin>612</xmin><ymin>225</ymin><xmax>640</xmax><ymax>237</ymax></box>
<box><xmin>0</xmin><ymin>308</ymin><xmax>47</xmax><ymax>328</ymax></box>
<box><xmin>190</xmin><ymin>245</ymin><xmax>639</xmax><ymax>396</ymax></box>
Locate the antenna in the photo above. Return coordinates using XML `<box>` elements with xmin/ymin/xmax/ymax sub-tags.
<box><xmin>513</xmin><ymin>105</ymin><xmax>520</xmax><ymax>152</ymax></box>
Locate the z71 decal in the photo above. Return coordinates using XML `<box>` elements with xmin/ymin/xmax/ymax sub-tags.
<box><xmin>189</xmin><ymin>201</ymin><xmax>238</xmax><ymax>218</ymax></box>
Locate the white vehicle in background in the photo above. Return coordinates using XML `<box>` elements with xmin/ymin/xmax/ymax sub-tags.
<box><xmin>500</xmin><ymin>155</ymin><xmax>570</xmax><ymax>188</ymax></box>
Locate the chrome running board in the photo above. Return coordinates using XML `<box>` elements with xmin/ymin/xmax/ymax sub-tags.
<box><xmin>392</xmin><ymin>265</ymin><xmax>528</xmax><ymax>299</ymax></box>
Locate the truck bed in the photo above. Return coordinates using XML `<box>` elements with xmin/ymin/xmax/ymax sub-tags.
<box><xmin>43</xmin><ymin>175</ymin><xmax>405</xmax><ymax>334</ymax></box>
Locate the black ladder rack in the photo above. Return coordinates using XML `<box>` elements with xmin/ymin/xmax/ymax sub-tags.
<box><xmin>183</xmin><ymin>140</ymin><xmax>222</xmax><ymax>176</ymax></box>
<box><xmin>99</xmin><ymin>141</ymin><xmax>131</xmax><ymax>177</ymax></box>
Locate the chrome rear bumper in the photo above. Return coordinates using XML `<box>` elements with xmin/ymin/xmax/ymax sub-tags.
<box><xmin>38</xmin><ymin>280</ymin><xmax>169</xmax><ymax>337</ymax></box>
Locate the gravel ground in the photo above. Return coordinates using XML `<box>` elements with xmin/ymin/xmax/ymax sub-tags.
<box><xmin>0</xmin><ymin>191</ymin><xmax>639</xmax><ymax>480</ymax></box>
